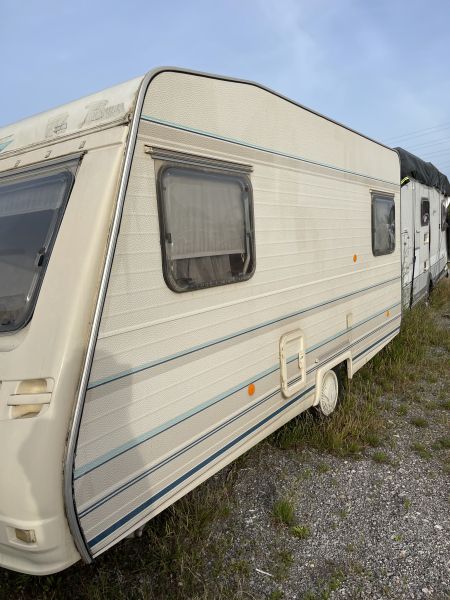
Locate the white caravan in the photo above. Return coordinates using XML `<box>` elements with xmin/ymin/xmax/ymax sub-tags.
<box><xmin>0</xmin><ymin>68</ymin><xmax>401</xmax><ymax>575</ymax></box>
<box><xmin>396</xmin><ymin>147</ymin><xmax>449</xmax><ymax>306</ymax></box>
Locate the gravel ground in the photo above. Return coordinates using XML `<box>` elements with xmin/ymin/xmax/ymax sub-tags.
<box><xmin>206</xmin><ymin>303</ymin><xmax>450</xmax><ymax>599</ymax></box>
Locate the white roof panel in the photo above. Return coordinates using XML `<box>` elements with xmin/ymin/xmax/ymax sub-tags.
<box><xmin>0</xmin><ymin>76</ymin><xmax>144</xmax><ymax>156</ymax></box>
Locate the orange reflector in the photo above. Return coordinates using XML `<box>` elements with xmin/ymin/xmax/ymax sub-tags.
<box><xmin>353</xmin><ymin>254</ymin><xmax>357</xmax><ymax>263</ymax></box>
<box><xmin>386</xmin><ymin>310</ymin><xmax>390</xmax><ymax>317</ymax></box>
<box><xmin>248</xmin><ymin>383</ymin><xmax>255</xmax><ymax>396</ymax></box>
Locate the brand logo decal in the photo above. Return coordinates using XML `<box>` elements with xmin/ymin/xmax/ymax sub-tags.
<box><xmin>81</xmin><ymin>100</ymin><xmax>125</xmax><ymax>127</ymax></box>
<box><xmin>45</xmin><ymin>113</ymin><xmax>69</xmax><ymax>138</ymax></box>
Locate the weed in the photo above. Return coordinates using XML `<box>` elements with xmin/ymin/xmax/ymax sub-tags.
<box><xmin>372</xmin><ymin>451</ymin><xmax>390</xmax><ymax>464</ymax></box>
<box><xmin>303</xmin><ymin>568</ymin><xmax>346</xmax><ymax>599</ymax></box>
<box><xmin>317</xmin><ymin>462</ymin><xmax>330</xmax><ymax>473</ymax></box>
<box><xmin>366</xmin><ymin>432</ymin><xmax>382</xmax><ymax>447</ymax></box>
<box><xmin>410</xmin><ymin>416</ymin><xmax>429</xmax><ymax>428</ymax></box>
<box><xmin>403</xmin><ymin>497</ymin><xmax>411</xmax><ymax>511</ymax></box>
<box><xmin>272</xmin><ymin>550</ymin><xmax>294</xmax><ymax>581</ymax></box>
<box><xmin>273</xmin><ymin>498</ymin><xmax>296</xmax><ymax>527</ymax></box>
<box><xmin>291</xmin><ymin>524</ymin><xmax>311</xmax><ymax>539</ymax></box>
<box><xmin>301</xmin><ymin>468</ymin><xmax>313</xmax><ymax>480</ymax></box>
<box><xmin>411</xmin><ymin>442</ymin><xmax>432</xmax><ymax>459</ymax></box>
<box><xmin>437</xmin><ymin>437</ymin><xmax>450</xmax><ymax>449</ymax></box>
<box><xmin>230</xmin><ymin>559</ymin><xmax>251</xmax><ymax>576</ymax></box>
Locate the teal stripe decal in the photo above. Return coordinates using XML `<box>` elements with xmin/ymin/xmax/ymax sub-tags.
<box><xmin>87</xmin><ymin>383</ymin><xmax>316</xmax><ymax>549</ymax></box>
<box><xmin>141</xmin><ymin>115</ymin><xmax>398</xmax><ymax>187</ymax></box>
<box><xmin>76</xmin><ymin>362</ymin><xmax>280</xmax><ymax>478</ymax></box>
<box><xmin>88</xmin><ymin>278</ymin><xmax>400</xmax><ymax>390</ymax></box>
<box><xmin>79</xmin><ymin>316</ymin><xmax>401</xmax><ymax>519</ymax></box>
<box><xmin>75</xmin><ymin>307</ymin><xmax>400</xmax><ymax>479</ymax></box>
<box><xmin>87</xmin><ymin>323</ymin><xmax>400</xmax><ymax>550</ymax></box>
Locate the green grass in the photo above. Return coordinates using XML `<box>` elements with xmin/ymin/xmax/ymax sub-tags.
<box><xmin>372</xmin><ymin>451</ymin><xmax>391</xmax><ymax>464</ymax></box>
<box><xmin>302</xmin><ymin>567</ymin><xmax>346</xmax><ymax>599</ymax></box>
<box><xmin>316</xmin><ymin>462</ymin><xmax>330</xmax><ymax>473</ymax></box>
<box><xmin>410</xmin><ymin>416</ymin><xmax>429</xmax><ymax>428</ymax></box>
<box><xmin>397</xmin><ymin>404</ymin><xmax>408</xmax><ymax>416</ymax></box>
<box><xmin>411</xmin><ymin>442</ymin><xmax>432</xmax><ymax>459</ymax></box>
<box><xmin>273</xmin><ymin>498</ymin><xmax>296</xmax><ymax>526</ymax></box>
<box><xmin>272</xmin><ymin>550</ymin><xmax>294</xmax><ymax>582</ymax></box>
<box><xmin>436</xmin><ymin>437</ymin><xmax>450</xmax><ymax>449</ymax></box>
<box><xmin>291</xmin><ymin>524</ymin><xmax>311</xmax><ymax>539</ymax></box>
<box><xmin>440</xmin><ymin>399</ymin><xmax>450</xmax><ymax>410</ymax></box>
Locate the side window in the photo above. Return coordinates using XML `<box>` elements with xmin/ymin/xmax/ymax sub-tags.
<box><xmin>441</xmin><ymin>201</ymin><xmax>447</xmax><ymax>230</ymax></box>
<box><xmin>421</xmin><ymin>198</ymin><xmax>430</xmax><ymax>226</ymax></box>
<box><xmin>157</xmin><ymin>165</ymin><xmax>255</xmax><ymax>292</ymax></box>
<box><xmin>371</xmin><ymin>193</ymin><xmax>395</xmax><ymax>256</ymax></box>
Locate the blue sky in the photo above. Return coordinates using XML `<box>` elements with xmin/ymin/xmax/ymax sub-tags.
<box><xmin>2</xmin><ymin>0</ymin><xmax>450</xmax><ymax>174</ymax></box>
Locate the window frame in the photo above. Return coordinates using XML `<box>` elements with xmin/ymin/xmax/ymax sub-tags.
<box><xmin>156</xmin><ymin>160</ymin><xmax>256</xmax><ymax>293</ymax></box>
<box><xmin>421</xmin><ymin>198</ymin><xmax>430</xmax><ymax>226</ymax></box>
<box><xmin>0</xmin><ymin>154</ymin><xmax>81</xmax><ymax>333</ymax></box>
<box><xmin>371</xmin><ymin>192</ymin><xmax>396</xmax><ymax>257</ymax></box>
<box><xmin>441</xmin><ymin>200</ymin><xmax>447</xmax><ymax>230</ymax></box>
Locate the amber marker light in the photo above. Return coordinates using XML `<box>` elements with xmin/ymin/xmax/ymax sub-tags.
<box><xmin>248</xmin><ymin>383</ymin><xmax>255</xmax><ymax>396</ymax></box>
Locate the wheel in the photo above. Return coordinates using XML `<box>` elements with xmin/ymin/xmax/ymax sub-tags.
<box><xmin>317</xmin><ymin>369</ymin><xmax>339</xmax><ymax>416</ymax></box>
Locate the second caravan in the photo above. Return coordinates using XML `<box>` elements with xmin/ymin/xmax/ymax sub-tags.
<box><xmin>396</xmin><ymin>147</ymin><xmax>449</xmax><ymax>306</ymax></box>
<box><xmin>0</xmin><ymin>68</ymin><xmax>401</xmax><ymax>574</ymax></box>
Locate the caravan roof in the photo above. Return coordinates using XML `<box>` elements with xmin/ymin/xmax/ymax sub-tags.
<box><xmin>1</xmin><ymin>68</ymin><xmax>396</xmax><ymax>161</ymax></box>
<box><xmin>0</xmin><ymin>76</ymin><xmax>143</xmax><ymax>157</ymax></box>
<box><xmin>395</xmin><ymin>146</ymin><xmax>450</xmax><ymax>196</ymax></box>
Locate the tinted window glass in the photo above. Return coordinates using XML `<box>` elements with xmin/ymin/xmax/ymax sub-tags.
<box><xmin>371</xmin><ymin>194</ymin><xmax>395</xmax><ymax>256</ymax></box>
<box><xmin>0</xmin><ymin>160</ymin><xmax>77</xmax><ymax>332</ymax></box>
<box><xmin>158</xmin><ymin>166</ymin><xmax>255</xmax><ymax>292</ymax></box>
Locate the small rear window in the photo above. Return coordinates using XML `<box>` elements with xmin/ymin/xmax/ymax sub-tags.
<box><xmin>0</xmin><ymin>158</ymin><xmax>79</xmax><ymax>332</ymax></box>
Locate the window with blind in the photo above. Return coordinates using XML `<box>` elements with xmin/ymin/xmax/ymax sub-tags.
<box><xmin>371</xmin><ymin>193</ymin><xmax>395</xmax><ymax>256</ymax></box>
<box><xmin>157</xmin><ymin>165</ymin><xmax>255</xmax><ymax>292</ymax></box>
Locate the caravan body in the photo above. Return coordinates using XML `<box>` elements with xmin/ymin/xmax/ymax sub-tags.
<box><xmin>0</xmin><ymin>68</ymin><xmax>401</xmax><ymax>575</ymax></box>
<box><xmin>396</xmin><ymin>147</ymin><xmax>449</xmax><ymax>306</ymax></box>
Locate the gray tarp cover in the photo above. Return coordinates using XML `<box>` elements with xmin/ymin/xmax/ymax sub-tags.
<box><xmin>395</xmin><ymin>147</ymin><xmax>450</xmax><ymax>196</ymax></box>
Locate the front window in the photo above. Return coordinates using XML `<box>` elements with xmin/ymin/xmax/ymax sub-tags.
<box><xmin>371</xmin><ymin>193</ymin><xmax>395</xmax><ymax>256</ymax></box>
<box><xmin>157</xmin><ymin>165</ymin><xmax>255</xmax><ymax>292</ymax></box>
<box><xmin>0</xmin><ymin>158</ymin><xmax>78</xmax><ymax>332</ymax></box>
